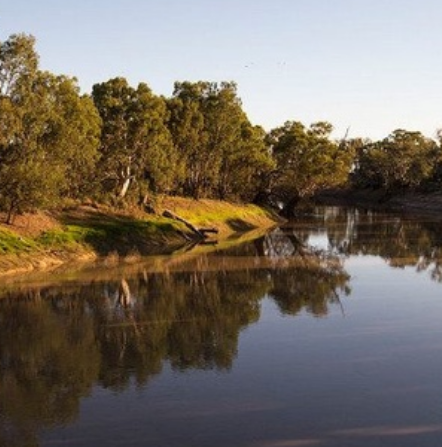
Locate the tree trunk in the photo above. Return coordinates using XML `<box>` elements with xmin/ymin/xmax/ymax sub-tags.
<box><xmin>119</xmin><ymin>177</ymin><xmax>131</xmax><ymax>198</ymax></box>
<box><xmin>6</xmin><ymin>202</ymin><xmax>16</xmax><ymax>225</ymax></box>
<box><xmin>280</xmin><ymin>195</ymin><xmax>300</xmax><ymax>219</ymax></box>
<box><xmin>119</xmin><ymin>162</ymin><xmax>133</xmax><ymax>198</ymax></box>
<box><xmin>163</xmin><ymin>210</ymin><xmax>205</xmax><ymax>239</ymax></box>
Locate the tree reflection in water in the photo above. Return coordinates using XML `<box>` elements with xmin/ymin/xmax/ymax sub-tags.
<box><xmin>0</xmin><ymin>225</ymin><xmax>350</xmax><ymax>446</ymax></box>
<box><xmin>3</xmin><ymin>206</ymin><xmax>442</xmax><ymax>446</ymax></box>
<box><xmin>315</xmin><ymin>206</ymin><xmax>442</xmax><ymax>281</ymax></box>
<box><xmin>2</xmin><ymin>208</ymin><xmax>442</xmax><ymax>444</ymax></box>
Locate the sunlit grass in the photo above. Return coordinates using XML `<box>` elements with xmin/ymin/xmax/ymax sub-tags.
<box><xmin>38</xmin><ymin>225</ymin><xmax>104</xmax><ymax>248</ymax></box>
<box><xmin>0</xmin><ymin>197</ymin><xmax>279</xmax><ymax>270</ymax></box>
<box><xmin>158</xmin><ymin>197</ymin><xmax>277</xmax><ymax>232</ymax></box>
<box><xmin>0</xmin><ymin>228</ymin><xmax>39</xmax><ymax>254</ymax></box>
<box><xmin>37</xmin><ymin>218</ymin><xmax>182</xmax><ymax>251</ymax></box>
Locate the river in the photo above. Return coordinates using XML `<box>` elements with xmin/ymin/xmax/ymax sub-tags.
<box><xmin>1</xmin><ymin>206</ymin><xmax>442</xmax><ymax>447</ymax></box>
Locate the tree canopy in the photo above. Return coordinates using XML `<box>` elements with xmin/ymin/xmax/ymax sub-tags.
<box><xmin>0</xmin><ymin>34</ymin><xmax>101</xmax><ymax>222</ymax></box>
<box><xmin>167</xmin><ymin>81</ymin><xmax>274</xmax><ymax>200</ymax></box>
<box><xmin>352</xmin><ymin>129</ymin><xmax>441</xmax><ymax>191</ymax></box>
<box><xmin>92</xmin><ymin>77</ymin><xmax>178</xmax><ymax>199</ymax></box>
<box><xmin>267</xmin><ymin>121</ymin><xmax>355</xmax><ymax>215</ymax></box>
<box><xmin>1</xmin><ymin>32</ymin><xmax>442</xmax><ymax>221</ymax></box>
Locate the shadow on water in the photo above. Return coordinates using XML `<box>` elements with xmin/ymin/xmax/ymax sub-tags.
<box><xmin>2</xmin><ymin>206</ymin><xmax>442</xmax><ymax>446</ymax></box>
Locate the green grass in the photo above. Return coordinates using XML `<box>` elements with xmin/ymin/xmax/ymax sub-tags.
<box><xmin>35</xmin><ymin>217</ymin><xmax>185</xmax><ymax>256</ymax></box>
<box><xmin>165</xmin><ymin>200</ymin><xmax>277</xmax><ymax>232</ymax></box>
<box><xmin>0</xmin><ymin>228</ymin><xmax>39</xmax><ymax>254</ymax></box>
<box><xmin>0</xmin><ymin>218</ymin><xmax>183</xmax><ymax>272</ymax></box>
<box><xmin>37</xmin><ymin>225</ymin><xmax>104</xmax><ymax>248</ymax></box>
<box><xmin>0</xmin><ymin>198</ymin><xmax>278</xmax><ymax>263</ymax></box>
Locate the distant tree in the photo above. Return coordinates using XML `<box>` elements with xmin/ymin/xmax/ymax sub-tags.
<box><xmin>268</xmin><ymin>121</ymin><xmax>354</xmax><ymax>215</ymax></box>
<box><xmin>427</xmin><ymin>129</ymin><xmax>442</xmax><ymax>188</ymax></box>
<box><xmin>352</xmin><ymin>129</ymin><xmax>440</xmax><ymax>190</ymax></box>
<box><xmin>92</xmin><ymin>77</ymin><xmax>177</xmax><ymax>199</ymax></box>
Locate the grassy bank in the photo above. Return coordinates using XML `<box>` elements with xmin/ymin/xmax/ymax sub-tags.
<box><xmin>0</xmin><ymin>196</ymin><xmax>279</xmax><ymax>276</ymax></box>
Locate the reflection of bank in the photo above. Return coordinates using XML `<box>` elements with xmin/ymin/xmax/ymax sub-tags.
<box><xmin>0</xmin><ymin>230</ymin><xmax>352</xmax><ymax>444</ymax></box>
<box><xmin>262</xmin><ymin>227</ymin><xmax>307</xmax><ymax>258</ymax></box>
<box><xmin>2</xmin><ymin>207</ymin><xmax>442</xmax><ymax>445</ymax></box>
<box><xmin>253</xmin><ymin>226</ymin><xmax>350</xmax><ymax>317</ymax></box>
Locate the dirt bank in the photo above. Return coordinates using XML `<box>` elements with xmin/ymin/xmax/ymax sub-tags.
<box><xmin>0</xmin><ymin>197</ymin><xmax>280</xmax><ymax>277</ymax></box>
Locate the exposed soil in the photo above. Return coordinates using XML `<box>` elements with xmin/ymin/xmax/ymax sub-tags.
<box><xmin>0</xmin><ymin>198</ymin><xmax>279</xmax><ymax>277</ymax></box>
<box><xmin>0</xmin><ymin>204</ymin><xmax>147</xmax><ymax>239</ymax></box>
<box><xmin>0</xmin><ymin>210</ymin><xmax>62</xmax><ymax>238</ymax></box>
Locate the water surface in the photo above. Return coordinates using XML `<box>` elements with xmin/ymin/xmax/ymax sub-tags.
<box><xmin>1</xmin><ymin>207</ymin><xmax>442</xmax><ymax>447</ymax></box>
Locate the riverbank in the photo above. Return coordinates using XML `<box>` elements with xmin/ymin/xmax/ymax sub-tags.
<box><xmin>0</xmin><ymin>196</ymin><xmax>280</xmax><ymax>276</ymax></box>
<box><xmin>315</xmin><ymin>189</ymin><xmax>442</xmax><ymax>218</ymax></box>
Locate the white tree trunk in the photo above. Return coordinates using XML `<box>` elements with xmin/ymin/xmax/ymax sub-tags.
<box><xmin>119</xmin><ymin>177</ymin><xmax>131</xmax><ymax>198</ymax></box>
<box><xmin>119</xmin><ymin>162</ymin><xmax>132</xmax><ymax>198</ymax></box>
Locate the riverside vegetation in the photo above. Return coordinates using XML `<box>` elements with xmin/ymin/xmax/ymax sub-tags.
<box><xmin>2</xmin><ymin>33</ymin><xmax>442</xmax><ymax>273</ymax></box>
<box><xmin>0</xmin><ymin>197</ymin><xmax>278</xmax><ymax>275</ymax></box>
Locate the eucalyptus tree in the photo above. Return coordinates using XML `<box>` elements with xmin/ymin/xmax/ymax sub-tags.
<box><xmin>223</xmin><ymin>123</ymin><xmax>274</xmax><ymax>201</ymax></box>
<box><xmin>0</xmin><ymin>34</ymin><xmax>101</xmax><ymax>223</ymax></box>
<box><xmin>92</xmin><ymin>78</ymin><xmax>177</xmax><ymax>199</ymax></box>
<box><xmin>167</xmin><ymin>81</ymin><xmax>274</xmax><ymax>200</ymax></box>
<box><xmin>203</xmin><ymin>82</ymin><xmax>274</xmax><ymax>200</ymax></box>
<box><xmin>428</xmin><ymin>129</ymin><xmax>442</xmax><ymax>188</ymax></box>
<box><xmin>167</xmin><ymin>81</ymin><xmax>213</xmax><ymax>199</ymax></box>
<box><xmin>0</xmin><ymin>33</ymin><xmax>41</xmax><ymax>222</ymax></box>
<box><xmin>48</xmin><ymin>77</ymin><xmax>102</xmax><ymax>199</ymax></box>
<box><xmin>353</xmin><ymin>129</ymin><xmax>440</xmax><ymax>190</ymax></box>
<box><xmin>268</xmin><ymin>121</ymin><xmax>354</xmax><ymax>216</ymax></box>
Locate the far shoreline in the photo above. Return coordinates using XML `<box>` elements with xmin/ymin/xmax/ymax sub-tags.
<box><xmin>314</xmin><ymin>189</ymin><xmax>442</xmax><ymax>219</ymax></box>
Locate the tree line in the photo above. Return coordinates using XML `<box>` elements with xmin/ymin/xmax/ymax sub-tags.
<box><xmin>2</xmin><ymin>33</ymin><xmax>442</xmax><ymax>223</ymax></box>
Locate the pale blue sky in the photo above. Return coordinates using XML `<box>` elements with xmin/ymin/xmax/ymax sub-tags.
<box><xmin>2</xmin><ymin>0</ymin><xmax>442</xmax><ymax>140</ymax></box>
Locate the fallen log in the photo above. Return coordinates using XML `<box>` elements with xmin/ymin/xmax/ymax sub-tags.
<box><xmin>199</xmin><ymin>227</ymin><xmax>219</xmax><ymax>236</ymax></box>
<box><xmin>163</xmin><ymin>210</ymin><xmax>212</xmax><ymax>239</ymax></box>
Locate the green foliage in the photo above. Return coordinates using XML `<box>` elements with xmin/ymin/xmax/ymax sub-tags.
<box><xmin>92</xmin><ymin>78</ymin><xmax>178</xmax><ymax>198</ymax></box>
<box><xmin>268</xmin><ymin>121</ymin><xmax>354</xmax><ymax>206</ymax></box>
<box><xmin>47</xmin><ymin>79</ymin><xmax>102</xmax><ymax>199</ymax></box>
<box><xmin>3</xmin><ymin>31</ymin><xmax>442</xmax><ymax>222</ymax></box>
<box><xmin>352</xmin><ymin>129</ymin><xmax>441</xmax><ymax>191</ymax></box>
<box><xmin>167</xmin><ymin>81</ymin><xmax>274</xmax><ymax>200</ymax></box>
<box><xmin>0</xmin><ymin>34</ymin><xmax>101</xmax><ymax>223</ymax></box>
